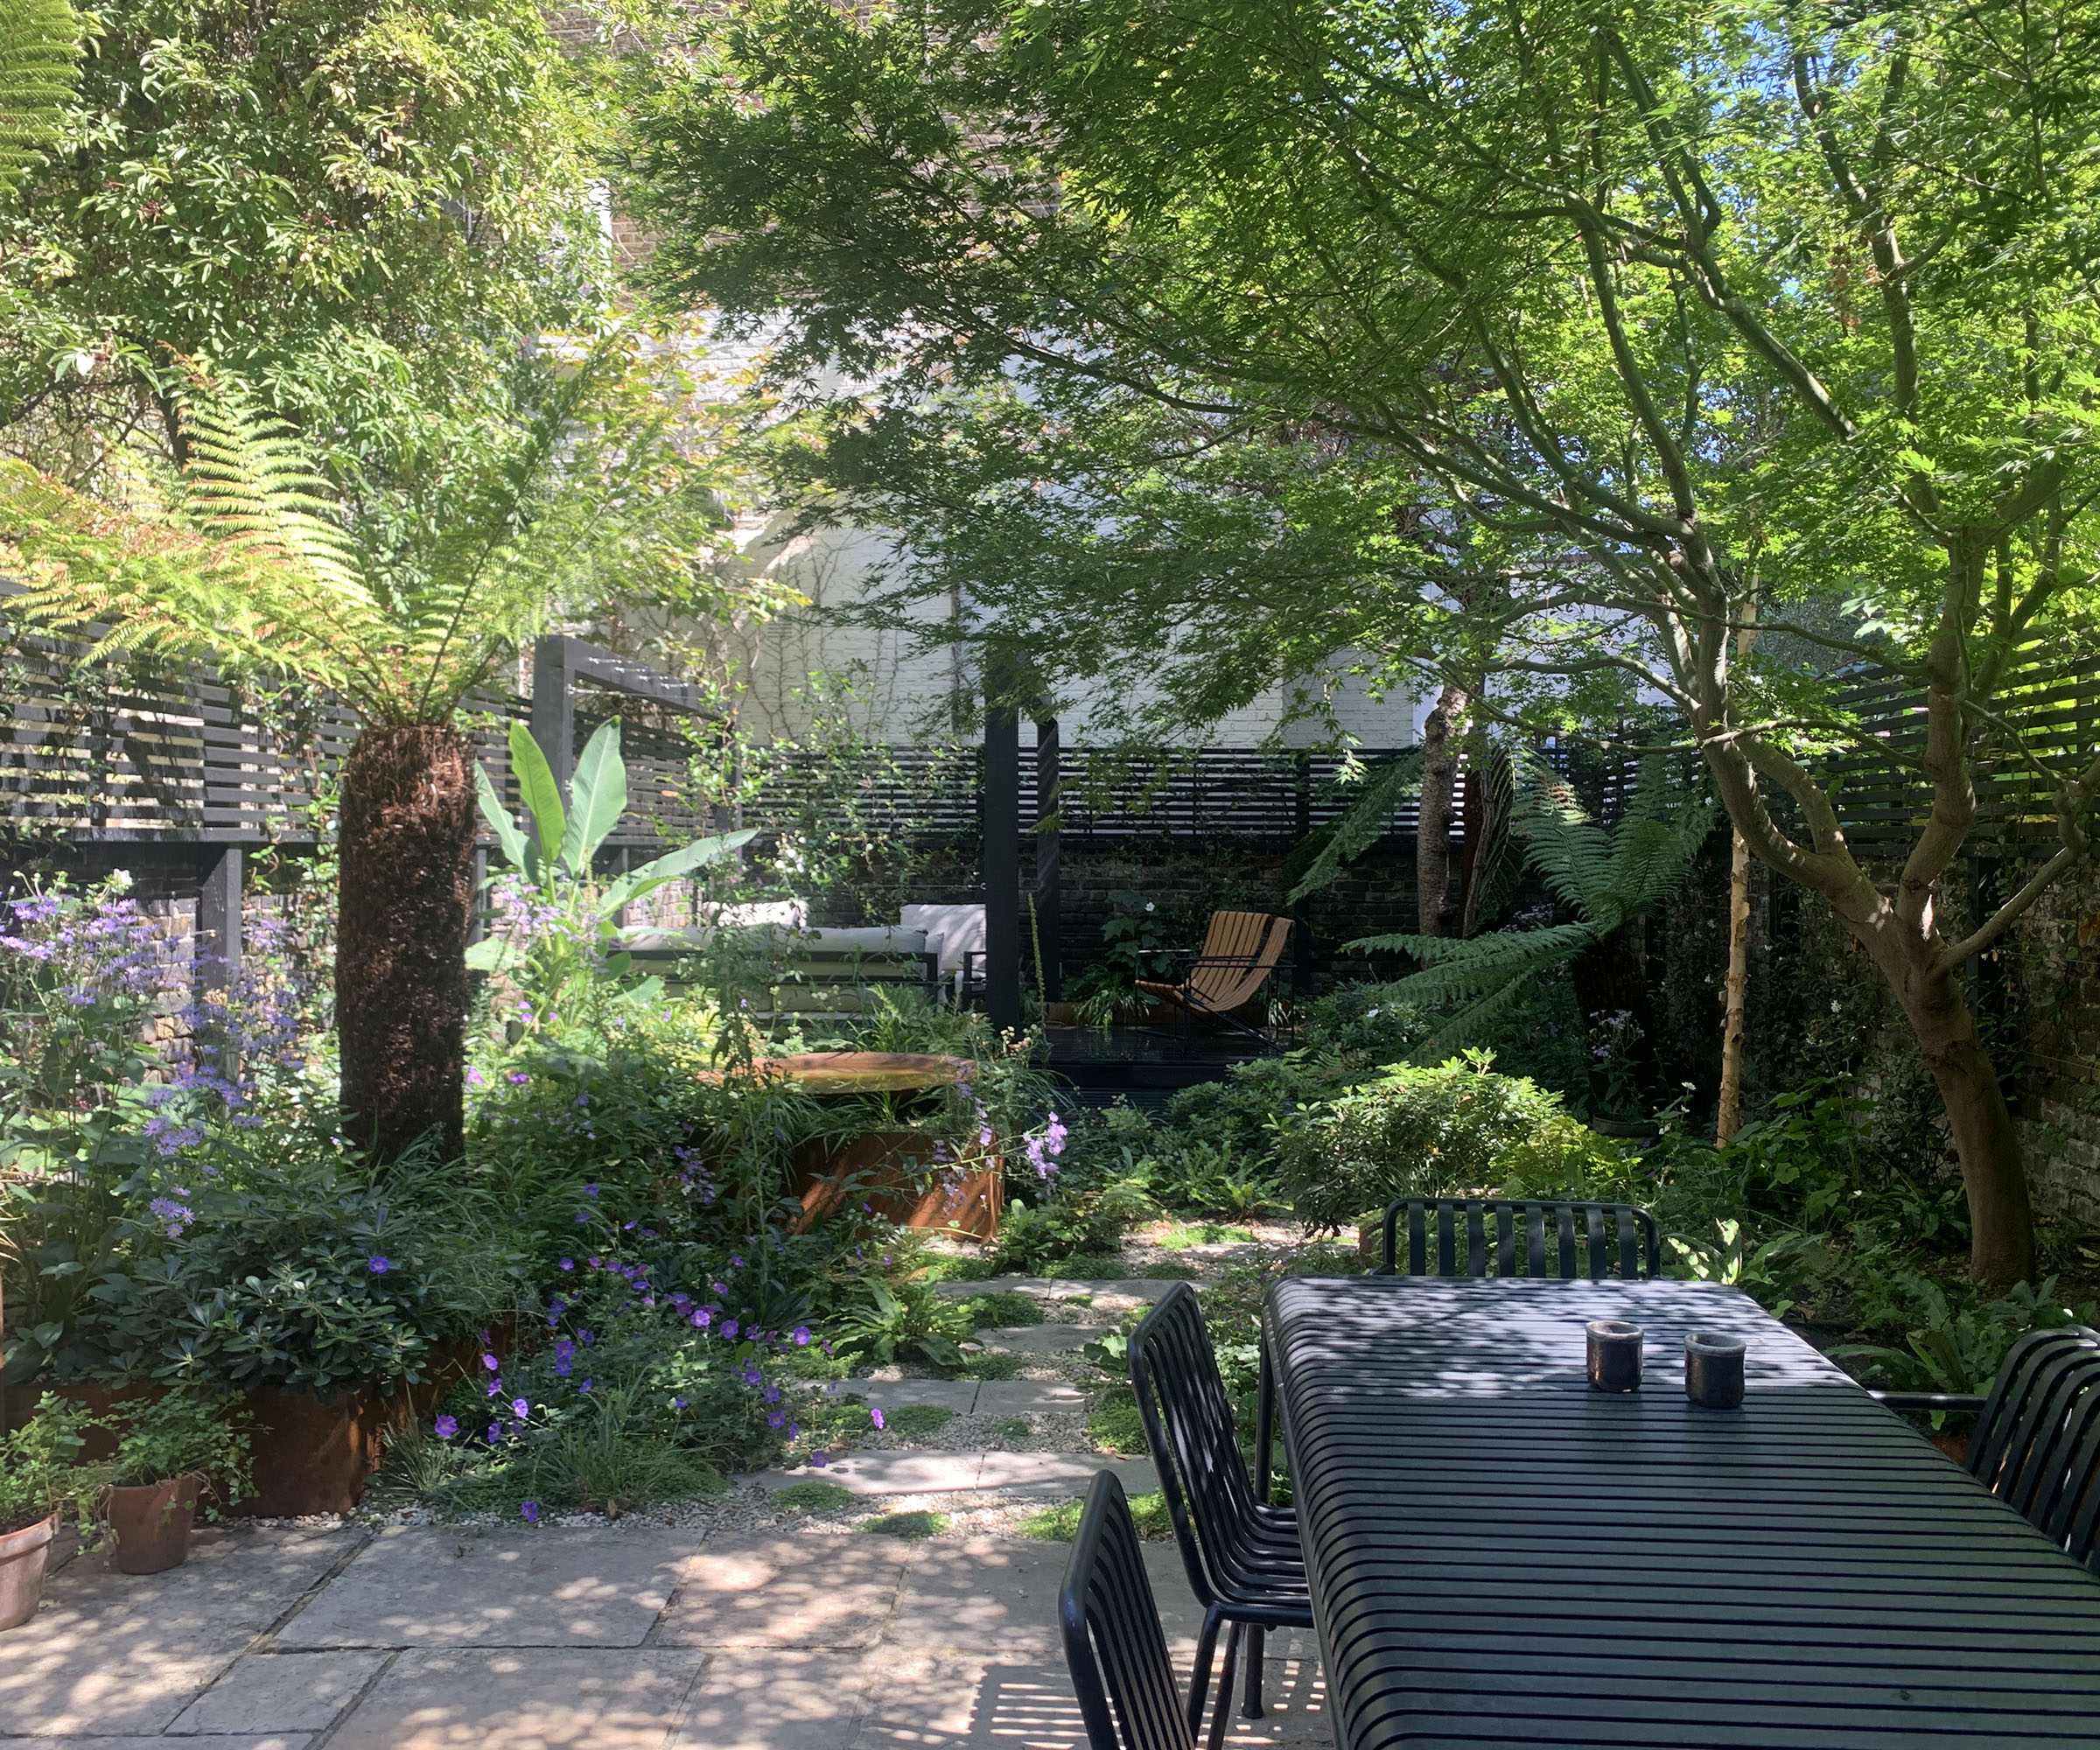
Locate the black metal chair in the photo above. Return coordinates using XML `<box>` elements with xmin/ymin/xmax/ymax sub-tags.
<box><xmin>1374</xmin><ymin>1196</ymin><xmax>1662</xmax><ymax>1279</ymax></box>
<box><xmin>1129</xmin><ymin>1281</ymin><xmax>1312</xmax><ymax>1744</ymax></box>
<box><xmin>1060</xmin><ymin>1470</ymin><xmax>1194</xmax><ymax>1750</ymax></box>
<box><xmin>1943</xmin><ymin>1325</ymin><xmax>2100</xmax><ymax>1569</ymax></box>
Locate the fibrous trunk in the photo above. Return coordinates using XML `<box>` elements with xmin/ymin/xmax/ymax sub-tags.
<box><xmin>1417</xmin><ymin>684</ymin><xmax>1466</xmax><ymax>937</ymax></box>
<box><xmin>336</xmin><ymin>724</ymin><xmax>474</xmax><ymax>1162</ymax></box>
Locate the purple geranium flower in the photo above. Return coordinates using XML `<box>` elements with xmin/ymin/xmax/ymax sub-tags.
<box><xmin>368</xmin><ymin>1256</ymin><xmax>390</xmax><ymax>1274</ymax></box>
<box><xmin>521</xmin><ymin>1500</ymin><xmax>539</xmax><ymax>1523</ymax></box>
<box><xmin>511</xmin><ymin>1397</ymin><xmax>529</xmax><ymax>1418</ymax></box>
<box><xmin>870</xmin><ymin>1406</ymin><xmax>886</xmax><ymax>1430</ymax></box>
<box><xmin>434</xmin><ymin>1415</ymin><xmax>458</xmax><ymax>1438</ymax></box>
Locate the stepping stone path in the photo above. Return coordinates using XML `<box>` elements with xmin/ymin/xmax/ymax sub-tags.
<box><xmin>768</xmin><ymin>1278</ymin><xmax>1164</xmax><ymax>1500</ymax></box>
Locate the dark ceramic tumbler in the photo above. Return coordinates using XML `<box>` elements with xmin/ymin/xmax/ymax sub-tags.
<box><xmin>1684</xmin><ymin>1331</ymin><xmax>1747</xmax><ymax>1408</ymax></box>
<box><xmin>1586</xmin><ymin>1320</ymin><xmax>1643</xmax><ymax>1392</ymax></box>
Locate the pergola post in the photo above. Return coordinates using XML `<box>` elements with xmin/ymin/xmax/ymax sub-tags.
<box><xmin>1033</xmin><ymin>718</ymin><xmax>1061</xmax><ymax>1001</ymax></box>
<box><xmin>984</xmin><ymin>692</ymin><xmax>1022</xmax><ymax>1032</ymax></box>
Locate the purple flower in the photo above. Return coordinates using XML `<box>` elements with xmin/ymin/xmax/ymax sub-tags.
<box><xmin>511</xmin><ymin>1397</ymin><xmax>529</xmax><ymax>1418</ymax></box>
<box><xmin>579</xmin><ymin>1329</ymin><xmax>594</xmax><ymax>1345</ymax></box>
<box><xmin>692</xmin><ymin>1309</ymin><xmax>710</xmax><ymax>1328</ymax></box>
<box><xmin>584</xmin><ymin>1184</ymin><xmax>599</xmax><ymax>1197</ymax></box>
<box><xmin>578</xmin><ymin>1378</ymin><xmax>593</xmax><ymax>1394</ymax></box>
<box><xmin>558</xmin><ymin>1257</ymin><xmax>574</xmax><ymax>1270</ymax></box>
<box><xmin>723</xmin><ymin>1320</ymin><xmax>739</xmax><ymax>1340</ymax></box>
<box><xmin>870</xmin><ymin>1407</ymin><xmax>886</xmax><ymax>1430</ymax></box>
<box><xmin>574</xmin><ymin>1211</ymin><xmax>590</xmax><ymax>1224</ymax></box>
<box><xmin>521</xmin><ymin>1500</ymin><xmax>540</xmax><ymax>1523</ymax></box>
<box><xmin>673</xmin><ymin>1396</ymin><xmax>689</xmax><ymax>1410</ymax></box>
<box><xmin>730</xmin><ymin>1255</ymin><xmax>746</xmax><ymax>1269</ymax></box>
<box><xmin>368</xmin><ymin>1256</ymin><xmax>390</xmax><ymax>1274</ymax></box>
<box><xmin>508</xmin><ymin>1071</ymin><xmax>530</xmax><ymax>1085</ymax></box>
<box><xmin>487</xmin><ymin>1422</ymin><xmax>503</xmax><ymax>1443</ymax></box>
<box><xmin>434</xmin><ymin>1415</ymin><xmax>458</xmax><ymax>1438</ymax></box>
<box><xmin>482</xmin><ymin>1353</ymin><xmax>500</xmax><ymax>1370</ymax></box>
<box><xmin>811</xmin><ymin>1452</ymin><xmax>829</xmax><ymax>1468</ymax></box>
<box><xmin>792</xmin><ymin>1326</ymin><xmax>810</xmax><ymax>1347</ymax></box>
<box><xmin>768</xmin><ymin>1410</ymin><xmax>786</xmax><ymax>1429</ymax></box>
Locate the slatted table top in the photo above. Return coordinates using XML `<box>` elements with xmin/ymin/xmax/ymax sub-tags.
<box><xmin>1265</xmin><ymin>1274</ymin><xmax>2100</xmax><ymax>1748</ymax></box>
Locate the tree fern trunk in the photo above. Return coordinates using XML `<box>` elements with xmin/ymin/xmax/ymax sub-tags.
<box><xmin>1417</xmin><ymin>684</ymin><xmax>1466</xmax><ymax>936</ymax></box>
<box><xmin>336</xmin><ymin>725</ymin><xmax>473</xmax><ymax>1162</ymax></box>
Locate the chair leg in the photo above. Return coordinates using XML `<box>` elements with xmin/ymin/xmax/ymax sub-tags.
<box><xmin>1206</xmin><ymin>1620</ymin><xmax>1243</xmax><ymax>1750</ymax></box>
<box><xmin>1241</xmin><ymin>1624</ymin><xmax>1266</xmax><ymax>1718</ymax></box>
<box><xmin>1186</xmin><ymin>1606</ymin><xmax>1224</xmax><ymax>1740</ymax></box>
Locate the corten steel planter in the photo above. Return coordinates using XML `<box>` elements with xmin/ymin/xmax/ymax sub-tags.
<box><xmin>793</xmin><ymin>1130</ymin><xmax>1004</xmax><ymax>1243</ymax></box>
<box><xmin>106</xmin><ymin>1475</ymin><xmax>202</xmax><ymax>1574</ymax></box>
<box><xmin>0</xmin><ymin>1513</ymin><xmax>59</xmax><ymax>1631</ymax></box>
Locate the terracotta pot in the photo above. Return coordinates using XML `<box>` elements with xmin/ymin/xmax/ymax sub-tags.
<box><xmin>0</xmin><ymin>1513</ymin><xmax>58</xmax><ymax>1631</ymax></box>
<box><xmin>106</xmin><ymin>1475</ymin><xmax>202</xmax><ymax>1574</ymax></box>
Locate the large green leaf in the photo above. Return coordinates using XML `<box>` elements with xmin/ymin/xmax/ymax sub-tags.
<box><xmin>475</xmin><ymin>764</ymin><xmax>530</xmax><ymax>871</ymax></box>
<box><xmin>508</xmin><ymin>719</ymin><xmax>564</xmax><ymax>871</ymax></box>
<box><xmin>598</xmin><ymin>830</ymin><xmax>757</xmax><ymax>917</ymax></box>
<box><xmin>560</xmin><ymin>719</ymin><xmax>627</xmax><ymax>877</ymax></box>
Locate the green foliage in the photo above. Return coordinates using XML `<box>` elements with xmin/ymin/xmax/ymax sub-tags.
<box><xmin>880</xmin><ymin>1404</ymin><xmax>956</xmax><ymax>1438</ymax></box>
<box><xmin>0</xmin><ymin>1392</ymin><xmax>94</xmax><ymax>1535</ymax></box>
<box><xmin>74</xmin><ymin>1131</ymin><xmax>520</xmax><ymax>1399</ymax></box>
<box><xmin>1156</xmin><ymin>1222</ymin><xmax>1257</xmax><ymax>1250</ymax></box>
<box><xmin>773</xmin><ymin>1480</ymin><xmax>856</xmax><ymax>1514</ymax></box>
<box><xmin>0</xmin><ymin>0</ymin><xmax>79</xmax><ymax>197</ymax></box>
<box><xmin>1277</xmin><ymin>1055</ymin><xmax>1626</xmax><ymax>1233</ymax></box>
<box><xmin>1837</xmin><ymin>1275</ymin><xmax>2095</xmax><ymax>1400</ymax></box>
<box><xmin>95</xmin><ymin>1390</ymin><xmax>255</xmax><ymax>1507</ymax></box>
<box><xmin>832</xmin><ymin>1277</ymin><xmax>971</xmax><ymax>1372</ymax></box>
<box><xmin>952</xmin><ymin>1348</ymin><xmax>1026</xmax><ymax>1380</ymax></box>
<box><xmin>1085</xmin><ymin>1390</ymin><xmax>1148</xmax><ymax>1457</ymax></box>
<box><xmin>1348</xmin><ymin>761</ymin><xmax>1712</xmax><ymax>1060</ymax></box>
<box><xmin>862</xmin><ymin>1509</ymin><xmax>948</xmax><ymax>1538</ymax></box>
<box><xmin>955</xmin><ymin>1291</ymin><xmax>1043</xmax><ymax>1332</ymax></box>
<box><xmin>1018</xmin><ymin>1489</ymin><xmax>1173</xmax><ymax>1542</ymax></box>
<box><xmin>991</xmin><ymin>1180</ymin><xmax>1153</xmax><ymax>1274</ymax></box>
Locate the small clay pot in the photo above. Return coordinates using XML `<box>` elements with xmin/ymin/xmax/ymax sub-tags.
<box><xmin>1586</xmin><ymin>1320</ymin><xmax>1644</xmax><ymax>1392</ymax></box>
<box><xmin>106</xmin><ymin>1476</ymin><xmax>203</xmax><ymax>1575</ymax></box>
<box><xmin>0</xmin><ymin>1512</ymin><xmax>59</xmax><ymax>1630</ymax></box>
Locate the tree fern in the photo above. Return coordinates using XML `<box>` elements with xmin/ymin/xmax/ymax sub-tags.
<box><xmin>1347</xmin><ymin>756</ymin><xmax>1713</xmax><ymax>1058</ymax></box>
<box><xmin>0</xmin><ymin>0</ymin><xmax>79</xmax><ymax>197</ymax></box>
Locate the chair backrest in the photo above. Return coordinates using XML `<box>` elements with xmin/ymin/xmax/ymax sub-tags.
<box><xmin>1128</xmin><ymin>1281</ymin><xmax>1267</xmax><ymax>1606</ymax></box>
<box><xmin>1186</xmin><ymin>914</ymin><xmax>1292</xmax><ymax>1011</ymax></box>
<box><xmin>1967</xmin><ymin>1324</ymin><xmax>2100</xmax><ymax>1570</ymax></box>
<box><xmin>1376</xmin><ymin>1197</ymin><xmax>1661</xmax><ymax>1280</ymax></box>
<box><xmin>1060</xmin><ymin>1470</ymin><xmax>1194</xmax><ymax>1750</ymax></box>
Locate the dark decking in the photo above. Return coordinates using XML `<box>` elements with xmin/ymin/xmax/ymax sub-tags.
<box><xmin>1266</xmin><ymin>1275</ymin><xmax>2100</xmax><ymax>1748</ymax></box>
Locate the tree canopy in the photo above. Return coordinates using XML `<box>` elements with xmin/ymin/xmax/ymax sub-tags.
<box><xmin>626</xmin><ymin>0</ymin><xmax>2100</xmax><ymax>1282</ymax></box>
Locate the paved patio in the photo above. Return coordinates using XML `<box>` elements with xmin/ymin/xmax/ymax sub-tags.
<box><xmin>1</xmin><ymin>1519</ymin><xmax>1329</xmax><ymax>1747</ymax></box>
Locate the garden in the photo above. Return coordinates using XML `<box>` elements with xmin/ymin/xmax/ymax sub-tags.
<box><xmin>3</xmin><ymin>0</ymin><xmax>2100</xmax><ymax>1739</ymax></box>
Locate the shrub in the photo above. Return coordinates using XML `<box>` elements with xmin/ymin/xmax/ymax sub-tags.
<box><xmin>992</xmin><ymin>1180</ymin><xmax>1154</xmax><ymax>1273</ymax></box>
<box><xmin>774</xmin><ymin>1480</ymin><xmax>856</xmax><ymax>1513</ymax></box>
<box><xmin>1018</xmin><ymin>1489</ymin><xmax>1172</xmax><ymax>1541</ymax></box>
<box><xmin>882</xmin><ymin>1404</ymin><xmax>956</xmax><ymax>1438</ymax></box>
<box><xmin>862</xmin><ymin>1509</ymin><xmax>947</xmax><ymax>1538</ymax></box>
<box><xmin>956</xmin><ymin>1291</ymin><xmax>1043</xmax><ymax>1331</ymax></box>
<box><xmin>0</xmin><ymin>1393</ymin><xmax>95</xmax><ymax>1535</ymax></box>
<box><xmin>96</xmin><ymin>1390</ymin><xmax>255</xmax><ymax>1509</ymax></box>
<box><xmin>1086</xmin><ymin>1391</ymin><xmax>1148</xmax><ymax>1457</ymax></box>
<box><xmin>74</xmin><ymin>1131</ymin><xmax>522</xmax><ymax>1398</ymax></box>
<box><xmin>1276</xmin><ymin>1054</ymin><xmax>1625</xmax><ymax>1231</ymax></box>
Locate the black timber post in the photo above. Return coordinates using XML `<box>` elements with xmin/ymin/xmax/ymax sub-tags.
<box><xmin>529</xmin><ymin>635</ymin><xmax>576</xmax><ymax>802</ymax></box>
<box><xmin>196</xmin><ymin>846</ymin><xmax>242</xmax><ymax>999</ymax></box>
<box><xmin>984</xmin><ymin>682</ymin><xmax>1022</xmax><ymax>1032</ymax></box>
<box><xmin>1033</xmin><ymin>718</ymin><xmax>1061</xmax><ymax>1002</ymax></box>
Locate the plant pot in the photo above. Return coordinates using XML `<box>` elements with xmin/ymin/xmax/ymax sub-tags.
<box><xmin>792</xmin><ymin>1130</ymin><xmax>1006</xmax><ymax>1242</ymax></box>
<box><xmin>0</xmin><ymin>1513</ymin><xmax>58</xmax><ymax>1631</ymax></box>
<box><xmin>106</xmin><ymin>1476</ymin><xmax>202</xmax><ymax>1575</ymax></box>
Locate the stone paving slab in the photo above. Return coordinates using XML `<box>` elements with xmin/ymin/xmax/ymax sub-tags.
<box><xmin>973</xmin><ymin>1453</ymin><xmax>1158</xmax><ymax>1496</ymax></box>
<box><xmin>0</xmin><ymin>1527</ymin><xmax>355</xmax><ymax>1737</ymax></box>
<box><xmin>168</xmin><ymin>1649</ymin><xmax>390</xmax><ymax>1735</ymax></box>
<box><xmin>320</xmin><ymin>1648</ymin><xmax>706</xmax><ymax>1750</ymax></box>
<box><xmin>10</xmin><ymin>1738</ymin><xmax>311</xmax><ymax>1749</ymax></box>
<box><xmin>752</xmin><ymin>1450</ymin><xmax>991</xmax><ymax>1496</ymax></box>
<box><xmin>972</xmin><ymin>1323</ymin><xmax>1109</xmax><ymax>1354</ymax></box>
<box><xmin>933</xmin><ymin>1278</ymin><xmax>1183</xmax><ymax>1304</ymax></box>
<box><xmin>663</xmin><ymin>1648</ymin><xmax>865</xmax><ymax>1748</ymax></box>
<box><xmin>275</xmin><ymin>1525</ymin><xmax>697</xmax><ymax>1649</ymax></box>
<box><xmin>651</xmin><ymin>1533</ymin><xmax>915</xmax><ymax>1649</ymax></box>
<box><xmin>808</xmin><ymin>1377</ymin><xmax>982</xmax><ymax>1415</ymax></box>
<box><xmin>853</xmin><ymin>1654</ymin><xmax>1330</xmax><ymax>1748</ymax></box>
<box><xmin>968</xmin><ymin>1379</ymin><xmax>1089</xmax><ymax>1415</ymax></box>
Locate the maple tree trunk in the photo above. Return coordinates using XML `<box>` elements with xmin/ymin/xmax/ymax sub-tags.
<box><xmin>1875</xmin><ymin>948</ymin><xmax>2035</xmax><ymax>1290</ymax></box>
<box><xmin>336</xmin><ymin>725</ymin><xmax>475</xmax><ymax>1163</ymax></box>
<box><xmin>1416</xmin><ymin>683</ymin><xmax>1466</xmax><ymax>937</ymax></box>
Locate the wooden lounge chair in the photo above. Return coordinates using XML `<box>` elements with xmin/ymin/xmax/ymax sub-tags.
<box><xmin>1135</xmin><ymin>911</ymin><xmax>1292</xmax><ymax>1042</ymax></box>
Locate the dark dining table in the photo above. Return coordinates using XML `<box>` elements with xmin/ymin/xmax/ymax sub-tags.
<box><xmin>1264</xmin><ymin>1274</ymin><xmax>2100</xmax><ymax>1748</ymax></box>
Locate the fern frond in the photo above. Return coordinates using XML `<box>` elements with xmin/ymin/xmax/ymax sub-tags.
<box><xmin>1288</xmin><ymin>752</ymin><xmax>1422</xmax><ymax>903</ymax></box>
<box><xmin>178</xmin><ymin>392</ymin><xmax>367</xmax><ymax>600</ymax></box>
<box><xmin>1344</xmin><ymin>922</ymin><xmax>1602</xmax><ymax>1004</ymax></box>
<box><xmin>0</xmin><ymin>0</ymin><xmax>80</xmax><ymax>196</ymax></box>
